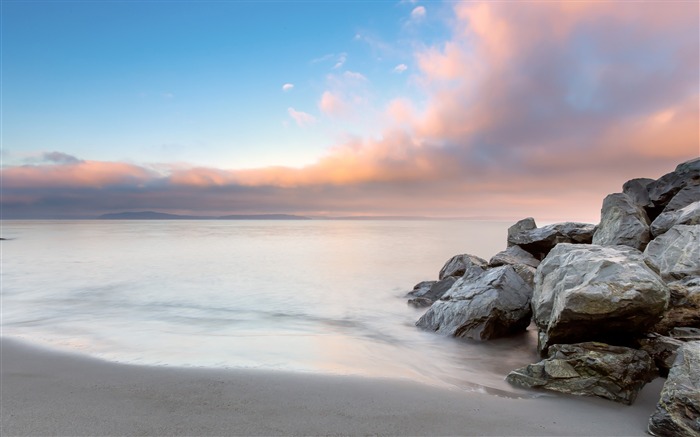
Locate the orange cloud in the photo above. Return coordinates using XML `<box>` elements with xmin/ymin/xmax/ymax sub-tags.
<box><xmin>3</xmin><ymin>2</ymin><xmax>698</xmax><ymax>221</ymax></box>
<box><xmin>3</xmin><ymin>160</ymin><xmax>156</xmax><ymax>189</ymax></box>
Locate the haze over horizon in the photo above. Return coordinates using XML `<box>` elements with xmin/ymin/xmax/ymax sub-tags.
<box><xmin>2</xmin><ymin>1</ymin><xmax>698</xmax><ymax>222</ymax></box>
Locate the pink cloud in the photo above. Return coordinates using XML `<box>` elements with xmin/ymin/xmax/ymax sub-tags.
<box><xmin>2</xmin><ymin>160</ymin><xmax>157</xmax><ymax>189</ymax></box>
<box><xmin>3</xmin><ymin>2</ymin><xmax>698</xmax><ymax>221</ymax></box>
<box><xmin>318</xmin><ymin>91</ymin><xmax>347</xmax><ymax>117</ymax></box>
<box><xmin>287</xmin><ymin>107</ymin><xmax>316</xmax><ymax>127</ymax></box>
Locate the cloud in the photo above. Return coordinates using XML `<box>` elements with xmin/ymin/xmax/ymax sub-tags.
<box><xmin>282</xmin><ymin>83</ymin><xmax>294</xmax><ymax>92</ymax></box>
<box><xmin>287</xmin><ymin>107</ymin><xmax>316</xmax><ymax>127</ymax></box>
<box><xmin>343</xmin><ymin>71</ymin><xmax>367</xmax><ymax>81</ymax></box>
<box><xmin>318</xmin><ymin>91</ymin><xmax>347</xmax><ymax>117</ymax></box>
<box><xmin>317</xmin><ymin>71</ymin><xmax>371</xmax><ymax>118</ymax></box>
<box><xmin>411</xmin><ymin>6</ymin><xmax>426</xmax><ymax>21</ymax></box>
<box><xmin>393</xmin><ymin>64</ymin><xmax>408</xmax><ymax>73</ymax></box>
<box><xmin>3</xmin><ymin>2</ymin><xmax>698</xmax><ymax>221</ymax></box>
<box><xmin>333</xmin><ymin>53</ymin><xmax>347</xmax><ymax>69</ymax></box>
<box><xmin>41</xmin><ymin>152</ymin><xmax>83</xmax><ymax>164</ymax></box>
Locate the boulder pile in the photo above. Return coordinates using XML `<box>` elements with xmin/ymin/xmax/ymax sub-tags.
<box><xmin>406</xmin><ymin>157</ymin><xmax>699</xmax><ymax>436</ymax></box>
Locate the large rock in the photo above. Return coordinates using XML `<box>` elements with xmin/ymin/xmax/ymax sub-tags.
<box><xmin>416</xmin><ymin>265</ymin><xmax>533</xmax><ymax>340</ymax></box>
<box><xmin>489</xmin><ymin>245</ymin><xmax>540</xmax><ymax>287</ymax></box>
<box><xmin>644</xmin><ymin>225</ymin><xmax>700</xmax><ymax>281</ymax></box>
<box><xmin>638</xmin><ymin>333</ymin><xmax>684</xmax><ymax>376</ymax></box>
<box><xmin>532</xmin><ymin>243</ymin><xmax>669</xmax><ymax>354</ymax></box>
<box><xmin>438</xmin><ymin>254</ymin><xmax>488</xmax><ymax>280</ymax></box>
<box><xmin>506</xmin><ymin>342</ymin><xmax>656</xmax><ymax>405</ymax></box>
<box><xmin>489</xmin><ymin>245</ymin><xmax>540</xmax><ymax>269</ymax></box>
<box><xmin>664</xmin><ymin>184</ymin><xmax>700</xmax><ymax>214</ymax></box>
<box><xmin>507</xmin><ymin>222</ymin><xmax>596</xmax><ymax>260</ymax></box>
<box><xmin>623</xmin><ymin>177</ymin><xmax>655</xmax><ymax>209</ymax></box>
<box><xmin>407</xmin><ymin>276</ymin><xmax>457</xmax><ymax>307</ymax></box>
<box><xmin>651</xmin><ymin>201</ymin><xmax>700</xmax><ymax>237</ymax></box>
<box><xmin>592</xmin><ymin>193</ymin><xmax>651</xmax><ymax>251</ymax></box>
<box><xmin>648</xmin><ymin>341</ymin><xmax>700</xmax><ymax>437</ymax></box>
<box><xmin>652</xmin><ymin>277</ymin><xmax>700</xmax><ymax>334</ymax></box>
<box><xmin>507</xmin><ymin>217</ymin><xmax>537</xmax><ymax>246</ymax></box>
<box><xmin>647</xmin><ymin>157</ymin><xmax>700</xmax><ymax>220</ymax></box>
<box><xmin>407</xmin><ymin>281</ymin><xmax>435</xmax><ymax>297</ymax></box>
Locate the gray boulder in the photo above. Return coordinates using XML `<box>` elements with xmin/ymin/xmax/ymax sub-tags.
<box><xmin>670</xmin><ymin>327</ymin><xmax>700</xmax><ymax>341</ymax></box>
<box><xmin>507</xmin><ymin>217</ymin><xmax>537</xmax><ymax>247</ymax></box>
<box><xmin>663</xmin><ymin>183</ymin><xmax>700</xmax><ymax>214</ymax></box>
<box><xmin>416</xmin><ymin>265</ymin><xmax>533</xmax><ymax>340</ymax></box>
<box><xmin>489</xmin><ymin>245</ymin><xmax>540</xmax><ymax>269</ymax></box>
<box><xmin>507</xmin><ymin>222</ymin><xmax>596</xmax><ymax>260</ymax></box>
<box><xmin>648</xmin><ymin>341</ymin><xmax>700</xmax><ymax>437</ymax></box>
<box><xmin>647</xmin><ymin>157</ymin><xmax>700</xmax><ymax>219</ymax></box>
<box><xmin>592</xmin><ymin>193</ymin><xmax>651</xmax><ymax>251</ymax></box>
<box><xmin>644</xmin><ymin>225</ymin><xmax>700</xmax><ymax>281</ymax></box>
<box><xmin>407</xmin><ymin>276</ymin><xmax>457</xmax><ymax>306</ymax></box>
<box><xmin>651</xmin><ymin>201</ymin><xmax>700</xmax><ymax>237</ymax></box>
<box><xmin>638</xmin><ymin>333</ymin><xmax>684</xmax><ymax>376</ymax></box>
<box><xmin>511</xmin><ymin>264</ymin><xmax>537</xmax><ymax>288</ymax></box>
<box><xmin>506</xmin><ymin>342</ymin><xmax>656</xmax><ymax>405</ymax></box>
<box><xmin>406</xmin><ymin>281</ymin><xmax>435</xmax><ymax>297</ymax></box>
<box><xmin>533</xmin><ymin>243</ymin><xmax>669</xmax><ymax>354</ymax></box>
<box><xmin>489</xmin><ymin>245</ymin><xmax>539</xmax><ymax>287</ymax></box>
<box><xmin>438</xmin><ymin>254</ymin><xmax>487</xmax><ymax>280</ymax></box>
<box><xmin>623</xmin><ymin>177</ymin><xmax>655</xmax><ymax>209</ymax></box>
<box><xmin>407</xmin><ymin>297</ymin><xmax>433</xmax><ymax>308</ymax></box>
<box><xmin>652</xmin><ymin>277</ymin><xmax>700</xmax><ymax>335</ymax></box>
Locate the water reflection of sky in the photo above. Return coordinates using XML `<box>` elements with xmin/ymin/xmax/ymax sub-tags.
<box><xmin>2</xmin><ymin>219</ymin><xmax>538</xmax><ymax>396</ymax></box>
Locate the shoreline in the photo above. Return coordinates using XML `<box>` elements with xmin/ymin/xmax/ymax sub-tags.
<box><xmin>1</xmin><ymin>336</ymin><xmax>663</xmax><ymax>436</ymax></box>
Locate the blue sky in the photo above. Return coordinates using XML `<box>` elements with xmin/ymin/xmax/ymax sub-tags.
<box><xmin>2</xmin><ymin>1</ymin><xmax>698</xmax><ymax>219</ymax></box>
<box><xmin>4</xmin><ymin>1</ymin><xmax>444</xmax><ymax>168</ymax></box>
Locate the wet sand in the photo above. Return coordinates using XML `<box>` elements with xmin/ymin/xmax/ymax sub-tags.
<box><xmin>1</xmin><ymin>337</ymin><xmax>661</xmax><ymax>436</ymax></box>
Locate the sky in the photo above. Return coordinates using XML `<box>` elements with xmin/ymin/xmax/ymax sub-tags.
<box><xmin>2</xmin><ymin>0</ymin><xmax>699</xmax><ymax>221</ymax></box>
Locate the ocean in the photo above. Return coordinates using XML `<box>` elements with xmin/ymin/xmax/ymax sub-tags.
<box><xmin>1</xmin><ymin>219</ymin><xmax>541</xmax><ymax>396</ymax></box>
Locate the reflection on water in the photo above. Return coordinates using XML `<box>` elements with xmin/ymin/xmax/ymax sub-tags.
<box><xmin>2</xmin><ymin>219</ymin><xmax>538</xmax><ymax>395</ymax></box>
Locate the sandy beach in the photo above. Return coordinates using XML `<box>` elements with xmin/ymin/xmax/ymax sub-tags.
<box><xmin>1</xmin><ymin>337</ymin><xmax>663</xmax><ymax>436</ymax></box>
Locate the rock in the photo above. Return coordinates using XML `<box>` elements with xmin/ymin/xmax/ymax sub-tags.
<box><xmin>490</xmin><ymin>246</ymin><xmax>540</xmax><ymax>287</ymax></box>
<box><xmin>512</xmin><ymin>264</ymin><xmax>537</xmax><ymax>288</ymax></box>
<box><xmin>623</xmin><ymin>178</ymin><xmax>655</xmax><ymax>209</ymax></box>
<box><xmin>644</xmin><ymin>225</ymin><xmax>700</xmax><ymax>281</ymax></box>
<box><xmin>638</xmin><ymin>333</ymin><xmax>684</xmax><ymax>376</ymax></box>
<box><xmin>507</xmin><ymin>222</ymin><xmax>596</xmax><ymax>260</ymax></box>
<box><xmin>407</xmin><ymin>297</ymin><xmax>433</xmax><ymax>308</ymax></box>
<box><xmin>438</xmin><ymin>254</ymin><xmax>488</xmax><ymax>280</ymax></box>
<box><xmin>506</xmin><ymin>342</ymin><xmax>656</xmax><ymax>405</ymax></box>
<box><xmin>507</xmin><ymin>217</ymin><xmax>537</xmax><ymax>247</ymax></box>
<box><xmin>416</xmin><ymin>265</ymin><xmax>533</xmax><ymax>340</ymax></box>
<box><xmin>406</xmin><ymin>281</ymin><xmax>436</xmax><ymax>297</ymax></box>
<box><xmin>592</xmin><ymin>193</ymin><xmax>651</xmax><ymax>251</ymax></box>
<box><xmin>676</xmin><ymin>156</ymin><xmax>700</xmax><ymax>179</ymax></box>
<box><xmin>663</xmin><ymin>184</ymin><xmax>700</xmax><ymax>214</ymax></box>
<box><xmin>532</xmin><ymin>243</ymin><xmax>669</xmax><ymax>354</ymax></box>
<box><xmin>407</xmin><ymin>276</ymin><xmax>457</xmax><ymax>303</ymax></box>
<box><xmin>648</xmin><ymin>341</ymin><xmax>700</xmax><ymax>437</ymax></box>
<box><xmin>651</xmin><ymin>201</ymin><xmax>700</xmax><ymax>237</ymax></box>
<box><xmin>489</xmin><ymin>245</ymin><xmax>540</xmax><ymax>269</ymax></box>
<box><xmin>647</xmin><ymin>157</ymin><xmax>700</xmax><ymax>220</ymax></box>
<box><xmin>670</xmin><ymin>327</ymin><xmax>700</xmax><ymax>341</ymax></box>
<box><xmin>652</xmin><ymin>277</ymin><xmax>700</xmax><ymax>334</ymax></box>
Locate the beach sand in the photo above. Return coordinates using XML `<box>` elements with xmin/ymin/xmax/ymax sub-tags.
<box><xmin>1</xmin><ymin>337</ymin><xmax>662</xmax><ymax>436</ymax></box>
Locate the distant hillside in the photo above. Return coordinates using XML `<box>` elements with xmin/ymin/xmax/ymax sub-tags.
<box><xmin>98</xmin><ymin>211</ymin><xmax>311</xmax><ymax>220</ymax></box>
<box><xmin>218</xmin><ymin>214</ymin><xmax>311</xmax><ymax>220</ymax></box>
<box><xmin>98</xmin><ymin>211</ymin><xmax>206</xmax><ymax>220</ymax></box>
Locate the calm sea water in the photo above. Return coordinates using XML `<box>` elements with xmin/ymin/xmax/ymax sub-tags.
<box><xmin>1</xmin><ymin>220</ymin><xmax>541</xmax><ymax>396</ymax></box>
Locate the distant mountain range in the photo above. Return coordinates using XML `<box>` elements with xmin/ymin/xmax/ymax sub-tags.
<box><xmin>97</xmin><ymin>211</ymin><xmax>506</xmax><ymax>221</ymax></box>
<box><xmin>98</xmin><ymin>211</ymin><xmax>312</xmax><ymax>220</ymax></box>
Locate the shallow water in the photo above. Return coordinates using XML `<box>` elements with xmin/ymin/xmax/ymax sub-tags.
<box><xmin>1</xmin><ymin>220</ymin><xmax>540</xmax><ymax>395</ymax></box>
